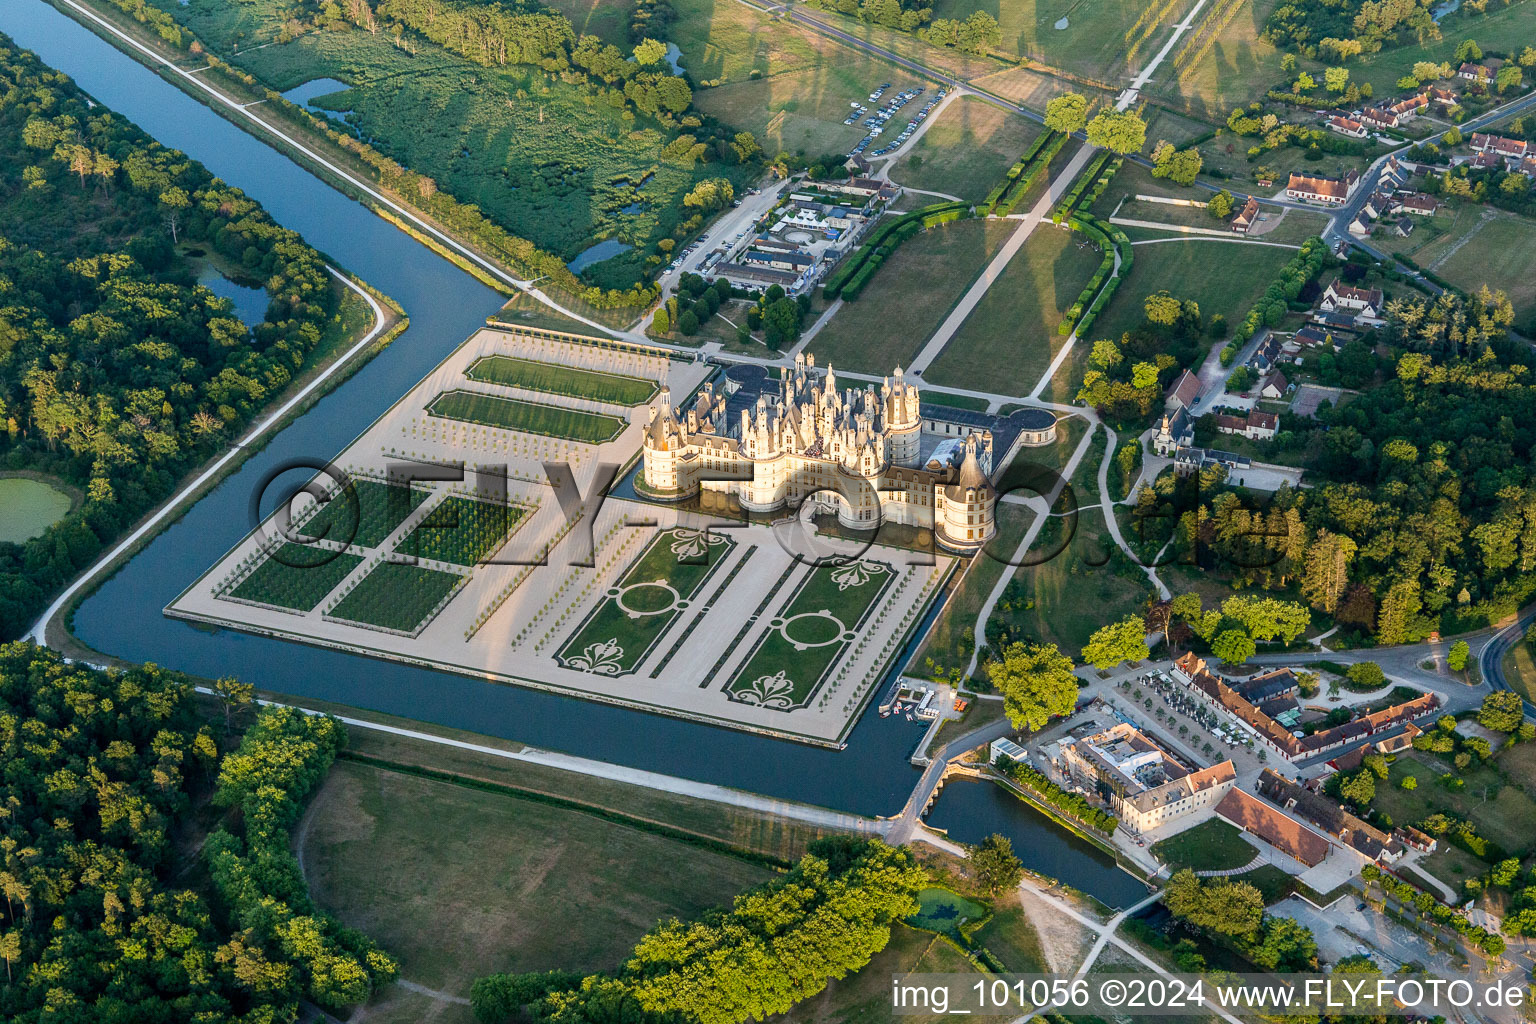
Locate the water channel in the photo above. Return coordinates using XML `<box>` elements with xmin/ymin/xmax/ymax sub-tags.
<box><xmin>1</xmin><ymin>1</ymin><xmax>1143</xmax><ymax>905</ymax></box>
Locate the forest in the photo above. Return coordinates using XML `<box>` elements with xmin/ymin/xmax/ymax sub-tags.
<box><xmin>470</xmin><ymin>837</ymin><xmax>927</xmax><ymax>1024</ymax></box>
<box><xmin>1135</xmin><ymin>287</ymin><xmax>1536</xmax><ymax>644</ymax></box>
<box><xmin>0</xmin><ymin>38</ymin><xmax>341</xmax><ymax>641</ymax></box>
<box><xmin>0</xmin><ymin>641</ymin><xmax>395</xmax><ymax>1021</ymax></box>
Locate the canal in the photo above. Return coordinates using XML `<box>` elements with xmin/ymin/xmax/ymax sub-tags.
<box><xmin>2</xmin><ymin>1</ymin><xmax>1145</xmax><ymax>907</ymax></box>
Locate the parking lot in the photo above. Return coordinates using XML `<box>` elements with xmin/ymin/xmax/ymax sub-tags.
<box><xmin>846</xmin><ymin>83</ymin><xmax>945</xmax><ymax>160</ymax></box>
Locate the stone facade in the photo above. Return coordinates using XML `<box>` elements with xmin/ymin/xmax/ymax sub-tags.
<box><xmin>641</xmin><ymin>354</ymin><xmax>1000</xmax><ymax>551</ymax></box>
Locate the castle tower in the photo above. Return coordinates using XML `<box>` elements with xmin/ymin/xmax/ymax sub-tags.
<box><xmin>935</xmin><ymin>432</ymin><xmax>996</xmax><ymax>552</ymax></box>
<box><xmin>641</xmin><ymin>386</ymin><xmax>696</xmax><ymax>499</ymax></box>
<box><xmin>886</xmin><ymin>365</ymin><xmax>922</xmax><ymax>467</ymax></box>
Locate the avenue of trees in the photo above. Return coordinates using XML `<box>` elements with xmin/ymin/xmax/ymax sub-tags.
<box><xmin>470</xmin><ymin>838</ymin><xmax>927</xmax><ymax>1024</ymax></box>
<box><xmin>0</xmin><ymin>39</ymin><xmax>340</xmax><ymax>640</ymax></box>
<box><xmin>0</xmin><ymin>642</ymin><xmax>394</xmax><ymax>1021</ymax></box>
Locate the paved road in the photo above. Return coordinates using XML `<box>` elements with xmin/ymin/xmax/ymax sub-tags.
<box><xmin>1479</xmin><ymin>606</ymin><xmax>1536</xmax><ymax>716</ymax></box>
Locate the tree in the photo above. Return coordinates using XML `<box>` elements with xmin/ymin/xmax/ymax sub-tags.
<box><xmin>990</xmin><ymin>642</ymin><xmax>1079</xmax><ymax>731</ymax></box>
<box><xmin>1340</xmin><ymin>769</ymin><xmax>1376</xmax><ymax>806</ymax></box>
<box><xmin>1400</xmin><ymin>775</ymin><xmax>1417</xmax><ymax>790</ymax></box>
<box><xmin>1151</xmin><ymin>142</ymin><xmax>1202</xmax><ymax>185</ymax></box>
<box><xmin>651</xmin><ymin>306</ymin><xmax>671</xmax><ymax>334</ymax></box>
<box><xmin>1447</xmin><ymin>639</ymin><xmax>1470</xmax><ymax>672</ymax></box>
<box><xmin>159</xmin><ymin>186</ymin><xmax>190</xmax><ymax>243</ymax></box>
<box><xmin>1345</xmin><ymin>661</ymin><xmax>1385</xmax><ymax>689</ymax></box>
<box><xmin>1300</xmin><ymin>529</ymin><xmax>1356</xmax><ymax>614</ymax></box>
<box><xmin>1081</xmin><ymin>616</ymin><xmax>1151</xmax><ymax>669</ymax></box>
<box><xmin>1496</xmin><ymin>65</ymin><xmax>1524</xmax><ymax>94</ymax></box>
<box><xmin>1210</xmin><ymin>630</ymin><xmax>1255</xmax><ymax>665</ymax></box>
<box><xmin>1162</xmin><ymin>870</ymin><xmax>1264</xmax><ymax>938</ymax></box>
<box><xmin>1044</xmin><ymin>92</ymin><xmax>1089</xmax><ymax>135</ymax></box>
<box><xmin>632</xmin><ymin>37</ymin><xmax>668</xmax><ymax>65</ymax></box>
<box><xmin>1085</xmin><ymin>109</ymin><xmax>1146</xmax><ymax>155</ymax></box>
<box><xmin>212</xmin><ymin>675</ymin><xmax>255</xmax><ymax>736</ymax></box>
<box><xmin>1144</xmin><ymin>290</ymin><xmax>1183</xmax><ymax>325</ymax></box>
<box><xmin>1325</xmin><ymin>66</ymin><xmax>1350</xmax><ymax>92</ymax></box>
<box><xmin>970</xmin><ymin>834</ymin><xmax>1025</xmax><ymax>894</ymax></box>
<box><xmin>1455</xmin><ymin>39</ymin><xmax>1482</xmax><ymax>64</ymax></box>
<box><xmin>1207</xmin><ymin>190</ymin><xmax>1234</xmax><ymax>219</ymax></box>
<box><xmin>1089</xmin><ymin>338</ymin><xmax>1123</xmax><ymax>370</ymax></box>
<box><xmin>1294</xmin><ymin>71</ymin><xmax>1316</xmax><ymax>92</ymax></box>
<box><xmin>1478</xmin><ymin>691</ymin><xmax>1525</xmax><ymax>733</ymax></box>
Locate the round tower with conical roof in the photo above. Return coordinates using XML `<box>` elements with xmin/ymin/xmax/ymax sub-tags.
<box><xmin>935</xmin><ymin>432</ymin><xmax>996</xmax><ymax>551</ymax></box>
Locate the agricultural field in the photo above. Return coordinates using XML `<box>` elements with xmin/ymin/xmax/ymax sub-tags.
<box><xmin>465</xmin><ymin>355</ymin><xmax>659</xmax><ymax>406</ymax></box>
<box><xmin>808</xmin><ymin>218</ymin><xmax>1019</xmax><ymax>372</ymax></box>
<box><xmin>725</xmin><ymin>559</ymin><xmax>897</xmax><ymax>711</ymax></box>
<box><xmin>157</xmin><ymin>0</ymin><xmax>752</xmax><ymax>289</ymax></box>
<box><xmin>328</xmin><ymin>562</ymin><xmax>464</xmax><ymax>634</ymax></box>
<box><xmin>296</xmin><ymin>479</ymin><xmax>430</xmax><ymax>551</ymax></box>
<box><xmin>426</xmin><ymin>389</ymin><xmax>628</xmax><ymax>442</ymax></box>
<box><xmin>300</xmin><ymin>759</ymin><xmax>774</xmax><ymax>1024</ymax></box>
<box><xmin>924</xmin><ymin>227</ymin><xmax>1103</xmax><ymax>399</ymax></box>
<box><xmin>929</xmin><ymin>0</ymin><xmax>1194</xmax><ymax>79</ymax></box>
<box><xmin>889</xmin><ymin>98</ymin><xmax>1045</xmax><ymax>201</ymax></box>
<box><xmin>393</xmin><ymin>496</ymin><xmax>526</xmax><ymax>567</ymax></box>
<box><xmin>557</xmin><ymin>527</ymin><xmax>735</xmax><ymax>676</ymax></box>
<box><xmin>1420</xmin><ymin>214</ymin><xmax>1536</xmax><ymax>332</ymax></box>
<box><xmin>227</xmin><ymin>544</ymin><xmax>363</xmax><ymax>612</ymax></box>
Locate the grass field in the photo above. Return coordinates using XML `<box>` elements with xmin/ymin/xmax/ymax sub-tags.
<box><xmin>540</xmin><ymin>0</ymin><xmax>631</xmax><ymax>44</ymax></box>
<box><xmin>1501</xmin><ymin>642</ymin><xmax>1536</xmax><ymax>705</ymax></box>
<box><xmin>227</xmin><ymin>544</ymin><xmax>363</xmax><ymax>612</ymax></box>
<box><xmin>925</xmin><ymin>226</ymin><xmax>1102</xmax><ymax>399</ymax></box>
<box><xmin>296</xmin><ymin>479</ymin><xmax>429</xmax><ymax>550</ymax></box>
<box><xmin>1370</xmin><ymin>753</ymin><xmax>1536</xmax><ymax>872</ymax></box>
<box><xmin>1426</xmin><ymin>213</ymin><xmax>1536</xmax><ymax>331</ymax></box>
<box><xmin>1151</xmin><ymin>819</ymin><xmax>1256</xmax><ymax>871</ymax></box>
<box><xmin>162</xmin><ymin>0</ymin><xmax>751</xmax><ymax>288</ymax></box>
<box><xmin>973</xmin><ymin>64</ymin><xmax>1115</xmax><ymax>113</ymax></box>
<box><xmin>300</xmin><ymin>759</ymin><xmax>775</xmax><ymax>1022</ymax></box>
<box><xmin>427</xmin><ymin>389</ymin><xmax>628</xmax><ymax>442</ymax></box>
<box><xmin>930</xmin><ymin>0</ymin><xmax>1192</xmax><ymax>79</ymax></box>
<box><xmin>808</xmin><ymin>218</ymin><xmax>1019</xmax><ymax>372</ymax></box>
<box><xmin>465</xmin><ymin>355</ymin><xmax>658</xmax><ymax>406</ymax></box>
<box><xmin>970</xmin><ymin>894</ymin><xmax>1050</xmax><ymax>972</ymax></box>
<box><xmin>328</xmin><ymin>561</ymin><xmax>463</xmax><ymax>633</ymax></box>
<box><xmin>725</xmin><ymin>559</ymin><xmax>896</xmax><ymax>710</ymax></box>
<box><xmin>394</xmin><ymin>495</ymin><xmax>526</xmax><ymax>567</ymax></box>
<box><xmin>889</xmin><ymin>98</ymin><xmax>1045</xmax><ymax>201</ymax></box>
<box><xmin>557</xmin><ymin>527</ymin><xmax>735</xmax><ymax>675</ymax></box>
<box><xmin>1158</xmin><ymin>0</ymin><xmax>1284</xmax><ymax>116</ymax></box>
<box><xmin>781</xmin><ymin>924</ymin><xmax>989</xmax><ymax>1023</ymax></box>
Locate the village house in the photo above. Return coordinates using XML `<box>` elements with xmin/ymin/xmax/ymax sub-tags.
<box><xmin>1470</xmin><ymin>133</ymin><xmax>1530</xmax><ymax>162</ymax></box>
<box><xmin>1398</xmin><ymin>193</ymin><xmax>1440</xmax><ymax>216</ymax></box>
<box><xmin>1173</xmin><ymin>446</ymin><xmax>1250</xmax><ymax>477</ymax></box>
<box><xmin>1250</xmin><ymin>332</ymin><xmax>1284</xmax><ymax>374</ymax></box>
<box><xmin>1152</xmin><ymin>405</ymin><xmax>1194</xmax><ymax>456</ymax></box>
<box><xmin>1319</xmin><ymin>280</ymin><xmax>1384</xmax><ymax>321</ymax></box>
<box><xmin>1230</xmin><ymin>195</ymin><xmax>1261</xmax><ymax>234</ymax></box>
<box><xmin>1327</xmin><ymin>115</ymin><xmax>1368</xmax><ymax>139</ymax></box>
<box><xmin>1358</xmin><ymin>106</ymin><xmax>1399</xmax><ymax>131</ymax></box>
<box><xmin>1386</xmin><ymin>92</ymin><xmax>1429</xmax><ymax>122</ymax></box>
<box><xmin>1428</xmin><ymin>85</ymin><xmax>1459</xmax><ymax>111</ymax></box>
<box><xmin>1294</xmin><ymin>324</ymin><xmax>1334</xmax><ymax>349</ymax></box>
<box><xmin>1286</xmin><ymin>170</ymin><xmax>1359</xmax><ymax>205</ymax></box>
<box><xmin>1056</xmin><ymin>723</ymin><xmax>1236</xmax><ymax>835</ymax></box>
<box><xmin>1458</xmin><ymin>62</ymin><xmax>1495</xmax><ymax>85</ymax></box>
<box><xmin>1214</xmin><ymin>408</ymin><xmax>1279</xmax><ymax>441</ymax></box>
<box><xmin>1258</xmin><ymin>369</ymin><xmax>1289</xmax><ymax>400</ymax></box>
<box><xmin>1257</xmin><ymin>770</ymin><xmax>1405</xmax><ymax>862</ymax></box>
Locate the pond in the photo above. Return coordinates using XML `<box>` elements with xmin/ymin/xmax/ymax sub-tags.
<box><xmin>197</xmin><ymin>264</ymin><xmax>268</xmax><ymax>326</ymax></box>
<box><xmin>567</xmin><ymin>238</ymin><xmax>632</xmax><ymax>272</ymax></box>
<box><xmin>281</xmin><ymin>77</ymin><xmax>352</xmax><ymax>115</ymax></box>
<box><xmin>924</xmin><ymin>777</ymin><xmax>1152</xmax><ymax>909</ymax></box>
<box><xmin>0</xmin><ymin>478</ymin><xmax>72</xmax><ymax>545</ymax></box>
<box><xmin>664</xmin><ymin>42</ymin><xmax>684</xmax><ymax>75</ymax></box>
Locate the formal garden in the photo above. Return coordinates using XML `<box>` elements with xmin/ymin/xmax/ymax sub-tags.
<box><xmin>725</xmin><ymin>559</ymin><xmax>895</xmax><ymax>711</ymax></box>
<box><xmin>296</xmin><ymin>478</ymin><xmax>431</xmax><ymax>550</ymax></box>
<box><xmin>557</xmin><ymin>527</ymin><xmax>736</xmax><ymax>676</ymax></box>
<box><xmin>393</xmin><ymin>495</ymin><xmax>528</xmax><ymax>567</ymax></box>
<box><xmin>226</xmin><ymin>544</ymin><xmax>364</xmax><ymax>612</ymax></box>
<box><xmin>464</xmin><ymin>355</ymin><xmax>660</xmax><ymax>406</ymax></box>
<box><xmin>327</xmin><ymin>561</ymin><xmax>466</xmax><ymax>634</ymax></box>
<box><xmin>426</xmin><ymin>389</ymin><xmax>628</xmax><ymax>443</ymax></box>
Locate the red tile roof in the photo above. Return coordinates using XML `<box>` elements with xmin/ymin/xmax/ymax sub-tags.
<box><xmin>1216</xmin><ymin>788</ymin><xmax>1330</xmax><ymax>866</ymax></box>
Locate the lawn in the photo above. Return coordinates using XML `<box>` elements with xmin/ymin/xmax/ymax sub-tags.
<box><xmin>394</xmin><ymin>495</ymin><xmax>527</xmax><ymax>567</ymax></box>
<box><xmin>1151</xmin><ymin>819</ymin><xmax>1256</xmax><ymax>871</ymax></box>
<box><xmin>427</xmin><ymin>389</ymin><xmax>628</xmax><ymax>443</ymax></box>
<box><xmin>924</xmin><ymin>226</ymin><xmax>1103</xmax><ymax>399</ymax></box>
<box><xmin>992</xmin><ymin>512</ymin><xmax>1154</xmax><ymax>658</ymax></box>
<box><xmin>465</xmin><ymin>355</ymin><xmax>659</xmax><ymax>406</ymax></box>
<box><xmin>328</xmin><ymin>561</ymin><xmax>464</xmax><ymax>634</ymax></box>
<box><xmin>929</xmin><ymin>0</ymin><xmax>1193</xmax><ymax>79</ymax></box>
<box><xmin>557</xmin><ymin>527</ymin><xmax>735</xmax><ymax>676</ymax></box>
<box><xmin>1501</xmin><ymin>641</ymin><xmax>1536</xmax><ymax>705</ymax></box>
<box><xmin>227</xmin><ymin>544</ymin><xmax>363</xmax><ymax>612</ymax></box>
<box><xmin>162</xmin><ymin>0</ymin><xmax>754</xmax><ymax>289</ymax></box>
<box><xmin>889</xmin><ymin>97</ymin><xmax>1045</xmax><ymax>201</ymax></box>
<box><xmin>808</xmin><ymin>218</ymin><xmax>1019</xmax><ymax>373</ymax></box>
<box><xmin>1427</xmin><ymin>214</ymin><xmax>1536</xmax><ymax>332</ymax></box>
<box><xmin>725</xmin><ymin>559</ymin><xmax>897</xmax><ymax>710</ymax></box>
<box><xmin>296</xmin><ymin>479</ymin><xmax>429</xmax><ymax>551</ymax></box>
<box><xmin>973</xmin><ymin>64</ymin><xmax>1115</xmax><ymax>113</ymax></box>
<box><xmin>969</xmin><ymin>894</ymin><xmax>1050</xmax><ymax>972</ymax></box>
<box><xmin>1371</xmin><ymin>753</ymin><xmax>1536</xmax><ymax>865</ymax></box>
<box><xmin>300</xmin><ymin>759</ymin><xmax>774</xmax><ymax>1018</ymax></box>
<box><xmin>917</xmin><ymin>502</ymin><xmax>1037</xmax><ymax>680</ymax></box>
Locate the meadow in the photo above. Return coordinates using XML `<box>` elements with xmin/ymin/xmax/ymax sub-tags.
<box><xmin>889</xmin><ymin>97</ymin><xmax>1045</xmax><ymax>201</ymax></box>
<box><xmin>924</xmin><ymin>226</ymin><xmax>1102</xmax><ymax>399</ymax></box>
<box><xmin>808</xmin><ymin>218</ymin><xmax>1019</xmax><ymax>373</ymax></box>
<box><xmin>928</xmin><ymin>0</ymin><xmax>1194</xmax><ymax>78</ymax></box>
<box><xmin>156</xmin><ymin>0</ymin><xmax>752</xmax><ymax>289</ymax></box>
<box><xmin>1422</xmin><ymin>214</ymin><xmax>1536</xmax><ymax>332</ymax></box>
<box><xmin>427</xmin><ymin>390</ymin><xmax>629</xmax><ymax>442</ymax></box>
